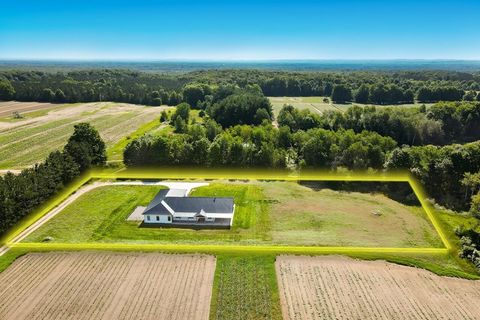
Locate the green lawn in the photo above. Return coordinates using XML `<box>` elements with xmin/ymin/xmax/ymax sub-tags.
<box><xmin>23</xmin><ymin>180</ymin><xmax>442</xmax><ymax>248</ymax></box>
<box><xmin>24</xmin><ymin>185</ymin><xmax>165</xmax><ymax>243</ymax></box>
<box><xmin>24</xmin><ymin>182</ymin><xmax>270</xmax><ymax>244</ymax></box>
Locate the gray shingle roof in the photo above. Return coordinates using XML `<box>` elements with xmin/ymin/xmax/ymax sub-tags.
<box><xmin>142</xmin><ymin>190</ymin><xmax>234</xmax><ymax>215</ymax></box>
<box><xmin>143</xmin><ymin>189</ymin><xmax>169</xmax><ymax>215</ymax></box>
<box><xmin>164</xmin><ymin>197</ymin><xmax>234</xmax><ymax>213</ymax></box>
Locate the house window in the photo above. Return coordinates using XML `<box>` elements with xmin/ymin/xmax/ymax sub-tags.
<box><xmin>168</xmin><ymin>216</ymin><xmax>171</xmax><ymax>222</ymax></box>
<box><xmin>147</xmin><ymin>216</ymin><xmax>150</xmax><ymax>221</ymax></box>
<box><xmin>156</xmin><ymin>216</ymin><xmax>160</xmax><ymax>222</ymax></box>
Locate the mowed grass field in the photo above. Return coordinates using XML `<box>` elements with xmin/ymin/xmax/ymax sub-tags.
<box><xmin>24</xmin><ymin>183</ymin><xmax>270</xmax><ymax>244</ymax></box>
<box><xmin>268</xmin><ymin>96</ymin><xmax>433</xmax><ymax>117</ymax></box>
<box><xmin>23</xmin><ymin>180</ymin><xmax>442</xmax><ymax>248</ymax></box>
<box><xmin>0</xmin><ymin>101</ymin><xmax>167</xmax><ymax>169</ymax></box>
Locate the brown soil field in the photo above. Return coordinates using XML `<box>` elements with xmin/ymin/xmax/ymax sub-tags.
<box><xmin>0</xmin><ymin>252</ymin><xmax>216</xmax><ymax>320</ymax></box>
<box><xmin>276</xmin><ymin>255</ymin><xmax>480</xmax><ymax>320</ymax></box>
<box><xmin>0</xmin><ymin>101</ymin><xmax>58</xmax><ymax>117</ymax></box>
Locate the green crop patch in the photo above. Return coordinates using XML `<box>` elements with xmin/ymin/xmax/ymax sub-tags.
<box><xmin>1</xmin><ymin>168</ymin><xmax>451</xmax><ymax>256</ymax></box>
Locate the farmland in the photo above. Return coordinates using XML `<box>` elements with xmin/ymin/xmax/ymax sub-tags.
<box><xmin>0</xmin><ymin>252</ymin><xmax>216</xmax><ymax>320</ymax></box>
<box><xmin>0</xmin><ymin>101</ymin><xmax>167</xmax><ymax>169</ymax></box>
<box><xmin>0</xmin><ymin>101</ymin><xmax>60</xmax><ymax>118</ymax></box>
<box><xmin>268</xmin><ymin>96</ymin><xmax>432</xmax><ymax>116</ymax></box>
<box><xmin>210</xmin><ymin>254</ymin><xmax>281</xmax><ymax>320</ymax></box>
<box><xmin>23</xmin><ymin>180</ymin><xmax>442</xmax><ymax>248</ymax></box>
<box><xmin>276</xmin><ymin>255</ymin><xmax>480</xmax><ymax>320</ymax></box>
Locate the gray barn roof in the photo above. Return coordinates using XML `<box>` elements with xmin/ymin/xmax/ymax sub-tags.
<box><xmin>143</xmin><ymin>190</ymin><xmax>234</xmax><ymax>215</ymax></box>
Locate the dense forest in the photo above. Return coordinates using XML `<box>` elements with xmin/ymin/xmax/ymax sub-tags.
<box><xmin>0</xmin><ymin>123</ymin><xmax>106</xmax><ymax>237</ymax></box>
<box><xmin>1</xmin><ymin>69</ymin><xmax>479</xmax><ymax>106</ymax></box>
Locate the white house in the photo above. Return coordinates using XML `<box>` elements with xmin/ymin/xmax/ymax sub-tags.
<box><xmin>142</xmin><ymin>190</ymin><xmax>235</xmax><ymax>228</ymax></box>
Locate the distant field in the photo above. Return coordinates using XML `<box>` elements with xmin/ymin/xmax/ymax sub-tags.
<box><xmin>0</xmin><ymin>101</ymin><xmax>61</xmax><ymax>118</ymax></box>
<box><xmin>268</xmin><ymin>96</ymin><xmax>432</xmax><ymax>117</ymax></box>
<box><xmin>23</xmin><ymin>181</ymin><xmax>441</xmax><ymax>248</ymax></box>
<box><xmin>0</xmin><ymin>101</ymin><xmax>166</xmax><ymax>169</ymax></box>
<box><xmin>0</xmin><ymin>252</ymin><xmax>215</xmax><ymax>320</ymax></box>
<box><xmin>276</xmin><ymin>255</ymin><xmax>480</xmax><ymax>320</ymax></box>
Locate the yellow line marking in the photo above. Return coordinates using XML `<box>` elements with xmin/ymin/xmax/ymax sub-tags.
<box><xmin>1</xmin><ymin>168</ymin><xmax>453</xmax><ymax>256</ymax></box>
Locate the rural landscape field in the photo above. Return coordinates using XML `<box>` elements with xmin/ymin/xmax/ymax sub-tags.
<box><xmin>276</xmin><ymin>255</ymin><xmax>480</xmax><ymax>320</ymax></box>
<box><xmin>0</xmin><ymin>101</ymin><xmax>168</xmax><ymax>168</ymax></box>
<box><xmin>268</xmin><ymin>96</ymin><xmax>433</xmax><ymax>116</ymax></box>
<box><xmin>1</xmin><ymin>0</ymin><xmax>480</xmax><ymax>319</ymax></box>
<box><xmin>0</xmin><ymin>252</ymin><xmax>215</xmax><ymax>320</ymax></box>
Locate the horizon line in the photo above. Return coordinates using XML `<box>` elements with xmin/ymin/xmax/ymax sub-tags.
<box><xmin>1</xmin><ymin>58</ymin><xmax>480</xmax><ymax>63</ymax></box>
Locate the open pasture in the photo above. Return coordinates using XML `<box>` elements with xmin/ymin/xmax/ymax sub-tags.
<box><xmin>268</xmin><ymin>96</ymin><xmax>431</xmax><ymax>117</ymax></box>
<box><xmin>265</xmin><ymin>181</ymin><xmax>442</xmax><ymax>247</ymax></box>
<box><xmin>0</xmin><ymin>101</ymin><xmax>166</xmax><ymax>169</ymax></box>
<box><xmin>276</xmin><ymin>255</ymin><xmax>480</xmax><ymax>320</ymax></box>
<box><xmin>0</xmin><ymin>252</ymin><xmax>216</xmax><ymax>320</ymax></box>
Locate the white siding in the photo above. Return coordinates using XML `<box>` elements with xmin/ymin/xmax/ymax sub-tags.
<box><xmin>144</xmin><ymin>214</ymin><xmax>171</xmax><ymax>224</ymax></box>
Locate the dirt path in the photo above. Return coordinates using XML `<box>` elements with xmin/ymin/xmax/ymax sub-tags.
<box><xmin>276</xmin><ymin>255</ymin><xmax>480</xmax><ymax>320</ymax></box>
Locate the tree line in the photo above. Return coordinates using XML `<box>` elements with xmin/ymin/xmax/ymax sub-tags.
<box><xmin>1</xmin><ymin>69</ymin><xmax>479</xmax><ymax>107</ymax></box>
<box><xmin>278</xmin><ymin>101</ymin><xmax>480</xmax><ymax>146</ymax></box>
<box><xmin>0</xmin><ymin>123</ymin><xmax>106</xmax><ymax>237</ymax></box>
<box><xmin>124</xmin><ymin>121</ymin><xmax>396</xmax><ymax>170</ymax></box>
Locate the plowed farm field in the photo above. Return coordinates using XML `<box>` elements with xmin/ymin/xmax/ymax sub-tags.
<box><xmin>0</xmin><ymin>101</ymin><xmax>165</xmax><ymax>169</ymax></box>
<box><xmin>0</xmin><ymin>101</ymin><xmax>58</xmax><ymax>117</ymax></box>
<box><xmin>276</xmin><ymin>256</ymin><xmax>480</xmax><ymax>320</ymax></box>
<box><xmin>0</xmin><ymin>252</ymin><xmax>216</xmax><ymax>320</ymax></box>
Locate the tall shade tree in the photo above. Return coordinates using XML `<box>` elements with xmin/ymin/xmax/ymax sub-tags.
<box><xmin>64</xmin><ymin>123</ymin><xmax>106</xmax><ymax>170</ymax></box>
<box><xmin>171</xmin><ymin>102</ymin><xmax>191</xmax><ymax>124</ymax></box>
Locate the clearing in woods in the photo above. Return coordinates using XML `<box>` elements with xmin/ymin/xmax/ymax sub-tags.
<box><xmin>268</xmin><ymin>96</ymin><xmax>432</xmax><ymax>116</ymax></box>
<box><xmin>276</xmin><ymin>255</ymin><xmax>480</xmax><ymax>320</ymax></box>
<box><xmin>0</xmin><ymin>252</ymin><xmax>216</xmax><ymax>320</ymax></box>
<box><xmin>0</xmin><ymin>101</ymin><xmax>168</xmax><ymax>169</ymax></box>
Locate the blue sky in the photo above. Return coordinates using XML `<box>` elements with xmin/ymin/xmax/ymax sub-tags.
<box><xmin>0</xmin><ymin>0</ymin><xmax>479</xmax><ymax>60</ymax></box>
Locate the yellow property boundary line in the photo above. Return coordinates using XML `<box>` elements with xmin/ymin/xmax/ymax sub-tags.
<box><xmin>2</xmin><ymin>168</ymin><xmax>452</xmax><ymax>255</ymax></box>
